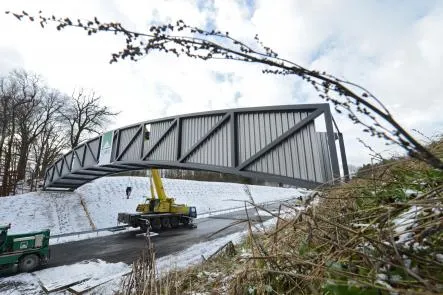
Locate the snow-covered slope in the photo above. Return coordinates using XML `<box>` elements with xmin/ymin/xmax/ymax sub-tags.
<box><xmin>77</xmin><ymin>177</ymin><xmax>305</xmax><ymax>229</ymax></box>
<box><xmin>1</xmin><ymin>176</ymin><xmax>306</xmax><ymax>235</ymax></box>
<box><xmin>0</xmin><ymin>192</ymin><xmax>91</xmax><ymax>235</ymax></box>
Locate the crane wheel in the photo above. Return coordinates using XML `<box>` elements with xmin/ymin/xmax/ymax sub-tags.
<box><xmin>151</xmin><ymin>218</ymin><xmax>161</xmax><ymax>231</ymax></box>
<box><xmin>181</xmin><ymin>217</ymin><xmax>190</xmax><ymax>225</ymax></box>
<box><xmin>19</xmin><ymin>254</ymin><xmax>40</xmax><ymax>272</ymax></box>
<box><xmin>170</xmin><ymin>217</ymin><xmax>179</xmax><ymax>228</ymax></box>
<box><xmin>161</xmin><ymin>217</ymin><xmax>171</xmax><ymax>229</ymax></box>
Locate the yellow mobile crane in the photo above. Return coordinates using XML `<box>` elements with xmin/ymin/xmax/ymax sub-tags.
<box><xmin>117</xmin><ymin>169</ymin><xmax>197</xmax><ymax>231</ymax></box>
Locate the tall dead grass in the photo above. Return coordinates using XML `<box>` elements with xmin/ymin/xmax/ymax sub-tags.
<box><xmin>120</xmin><ymin>140</ymin><xmax>443</xmax><ymax>295</ymax></box>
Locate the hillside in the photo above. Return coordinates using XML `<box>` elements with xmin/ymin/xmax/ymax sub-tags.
<box><xmin>0</xmin><ymin>176</ymin><xmax>306</xmax><ymax>235</ymax></box>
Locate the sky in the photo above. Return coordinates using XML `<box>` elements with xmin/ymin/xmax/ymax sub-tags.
<box><xmin>0</xmin><ymin>0</ymin><xmax>442</xmax><ymax>168</ymax></box>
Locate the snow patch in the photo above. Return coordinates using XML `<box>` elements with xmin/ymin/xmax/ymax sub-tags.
<box><xmin>0</xmin><ymin>273</ymin><xmax>42</xmax><ymax>295</ymax></box>
<box><xmin>392</xmin><ymin>206</ymin><xmax>420</xmax><ymax>245</ymax></box>
<box><xmin>404</xmin><ymin>189</ymin><xmax>420</xmax><ymax>197</ymax></box>
<box><xmin>35</xmin><ymin>259</ymin><xmax>130</xmax><ymax>292</ymax></box>
<box><xmin>0</xmin><ymin>259</ymin><xmax>130</xmax><ymax>295</ymax></box>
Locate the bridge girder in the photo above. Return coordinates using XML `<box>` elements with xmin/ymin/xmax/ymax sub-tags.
<box><xmin>43</xmin><ymin>104</ymin><xmax>348</xmax><ymax>190</ymax></box>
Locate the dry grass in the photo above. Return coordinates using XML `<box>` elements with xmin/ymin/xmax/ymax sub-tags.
<box><xmin>120</xmin><ymin>139</ymin><xmax>443</xmax><ymax>295</ymax></box>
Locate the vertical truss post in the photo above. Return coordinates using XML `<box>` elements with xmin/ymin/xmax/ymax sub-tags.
<box><xmin>114</xmin><ymin>130</ymin><xmax>121</xmax><ymax>162</ymax></box>
<box><xmin>176</xmin><ymin>117</ymin><xmax>182</xmax><ymax>161</ymax></box>
<box><xmin>230</xmin><ymin>112</ymin><xmax>238</xmax><ymax>167</ymax></box>
<box><xmin>338</xmin><ymin>132</ymin><xmax>349</xmax><ymax>181</ymax></box>
<box><xmin>323</xmin><ymin>105</ymin><xmax>341</xmax><ymax>182</ymax></box>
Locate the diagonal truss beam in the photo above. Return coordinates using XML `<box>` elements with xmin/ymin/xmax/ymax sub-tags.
<box><xmin>116</xmin><ymin>126</ymin><xmax>143</xmax><ymax>161</ymax></box>
<box><xmin>179</xmin><ymin>112</ymin><xmax>230</xmax><ymax>163</ymax></box>
<box><xmin>73</xmin><ymin>147</ymin><xmax>84</xmax><ymax>168</ymax></box>
<box><xmin>142</xmin><ymin>119</ymin><xmax>177</xmax><ymax>160</ymax></box>
<box><xmin>237</xmin><ymin>108</ymin><xmax>323</xmax><ymax>170</ymax></box>
<box><xmin>85</xmin><ymin>142</ymin><xmax>98</xmax><ymax>163</ymax></box>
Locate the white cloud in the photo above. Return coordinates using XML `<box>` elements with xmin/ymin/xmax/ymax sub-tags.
<box><xmin>0</xmin><ymin>0</ymin><xmax>441</xmax><ymax>168</ymax></box>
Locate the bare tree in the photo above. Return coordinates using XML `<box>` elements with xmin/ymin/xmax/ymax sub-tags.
<box><xmin>0</xmin><ymin>71</ymin><xmax>33</xmax><ymax>195</ymax></box>
<box><xmin>28</xmin><ymin>90</ymin><xmax>68</xmax><ymax>186</ymax></box>
<box><xmin>13</xmin><ymin>70</ymin><xmax>64</xmax><ymax>182</ymax></box>
<box><xmin>29</xmin><ymin>121</ymin><xmax>68</xmax><ymax>190</ymax></box>
<box><xmin>59</xmin><ymin>88</ymin><xmax>118</xmax><ymax>148</ymax></box>
<box><xmin>0</xmin><ymin>76</ymin><xmax>15</xmax><ymax>167</ymax></box>
<box><xmin>0</xmin><ymin>68</ymin><xmax>116</xmax><ymax>195</ymax></box>
<box><xmin>8</xmin><ymin>11</ymin><xmax>442</xmax><ymax>170</ymax></box>
<box><xmin>33</xmin><ymin>123</ymin><xmax>67</xmax><ymax>176</ymax></box>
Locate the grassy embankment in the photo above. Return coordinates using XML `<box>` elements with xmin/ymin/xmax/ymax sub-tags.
<box><xmin>120</xmin><ymin>139</ymin><xmax>443</xmax><ymax>295</ymax></box>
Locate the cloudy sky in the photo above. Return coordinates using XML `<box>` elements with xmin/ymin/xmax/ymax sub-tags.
<box><xmin>0</xmin><ymin>0</ymin><xmax>442</xmax><ymax>168</ymax></box>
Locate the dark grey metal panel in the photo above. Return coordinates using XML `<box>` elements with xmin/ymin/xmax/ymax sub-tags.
<box><xmin>84</xmin><ymin>138</ymin><xmax>100</xmax><ymax>165</ymax></box>
<box><xmin>245</xmin><ymin>122</ymin><xmax>324</xmax><ymax>181</ymax></box>
<box><xmin>148</xmin><ymin>125</ymin><xmax>177</xmax><ymax>161</ymax></box>
<box><xmin>43</xmin><ymin>104</ymin><xmax>347</xmax><ymax>191</ymax></box>
<box><xmin>181</xmin><ymin>115</ymin><xmax>223</xmax><ymax>156</ymax></box>
<box><xmin>117</xmin><ymin>126</ymin><xmax>139</xmax><ymax>159</ymax></box>
<box><xmin>143</xmin><ymin>120</ymin><xmax>173</xmax><ymax>154</ymax></box>
<box><xmin>187</xmin><ymin>121</ymin><xmax>231</xmax><ymax>167</ymax></box>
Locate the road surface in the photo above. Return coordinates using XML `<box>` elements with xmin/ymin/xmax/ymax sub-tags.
<box><xmin>48</xmin><ymin>205</ymin><xmax>277</xmax><ymax>267</ymax></box>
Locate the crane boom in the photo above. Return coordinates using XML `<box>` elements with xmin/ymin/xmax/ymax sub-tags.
<box><xmin>151</xmin><ymin>169</ymin><xmax>167</xmax><ymax>200</ymax></box>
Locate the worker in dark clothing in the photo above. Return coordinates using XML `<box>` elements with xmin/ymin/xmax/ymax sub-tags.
<box><xmin>126</xmin><ymin>186</ymin><xmax>132</xmax><ymax>199</ymax></box>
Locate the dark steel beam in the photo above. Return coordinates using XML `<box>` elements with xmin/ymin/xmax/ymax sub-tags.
<box><xmin>96</xmin><ymin>136</ymin><xmax>102</xmax><ymax>164</ymax></box>
<box><xmin>63</xmin><ymin>154</ymin><xmax>72</xmax><ymax>172</ymax></box>
<box><xmin>114</xmin><ymin>130</ymin><xmax>121</xmax><ymax>162</ymax></box>
<box><xmin>54</xmin><ymin>159</ymin><xmax>62</xmax><ymax>178</ymax></box>
<box><xmin>44</xmin><ymin>187</ymin><xmax>74</xmax><ymax>191</ymax></box>
<box><xmin>104</xmin><ymin>164</ymin><xmax>144</xmax><ymax>170</ymax></box>
<box><xmin>120</xmin><ymin>161</ymin><xmax>324</xmax><ymax>189</ymax></box>
<box><xmin>175</xmin><ymin>117</ymin><xmax>182</xmax><ymax>160</ymax></box>
<box><xmin>52</xmin><ymin>179</ymin><xmax>89</xmax><ymax>184</ymax></box>
<box><xmin>86</xmin><ymin>167</ymin><xmax>124</xmax><ymax>173</ymax></box>
<box><xmin>63</xmin><ymin>175</ymin><xmax>101</xmax><ymax>181</ymax></box>
<box><xmin>49</xmin><ymin>167</ymin><xmax>55</xmax><ymax>182</ymax></box>
<box><xmin>81</xmin><ymin>143</ymin><xmax>87</xmax><ymax>167</ymax></box>
<box><xmin>72</xmin><ymin>170</ymin><xmax>110</xmax><ymax>176</ymax></box>
<box><xmin>338</xmin><ymin>132</ymin><xmax>350</xmax><ymax>181</ymax></box>
<box><xmin>323</xmin><ymin>105</ymin><xmax>341</xmax><ymax>181</ymax></box>
<box><xmin>230</xmin><ymin>112</ymin><xmax>238</xmax><ymax>167</ymax></box>
<box><xmin>73</xmin><ymin>148</ymin><xmax>83</xmax><ymax>169</ymax></box>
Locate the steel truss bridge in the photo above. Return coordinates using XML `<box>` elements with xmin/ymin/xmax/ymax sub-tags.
<box><xmin>43</xmin><ymin>104</ymin><xmax>348</xmax><ymax>191</ymax></box>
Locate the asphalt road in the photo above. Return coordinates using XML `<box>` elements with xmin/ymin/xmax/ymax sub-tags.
<box><xmin>47</xmin><ymin>205</ymin><xmax>277</xmax><ymax>267</ymax></box>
